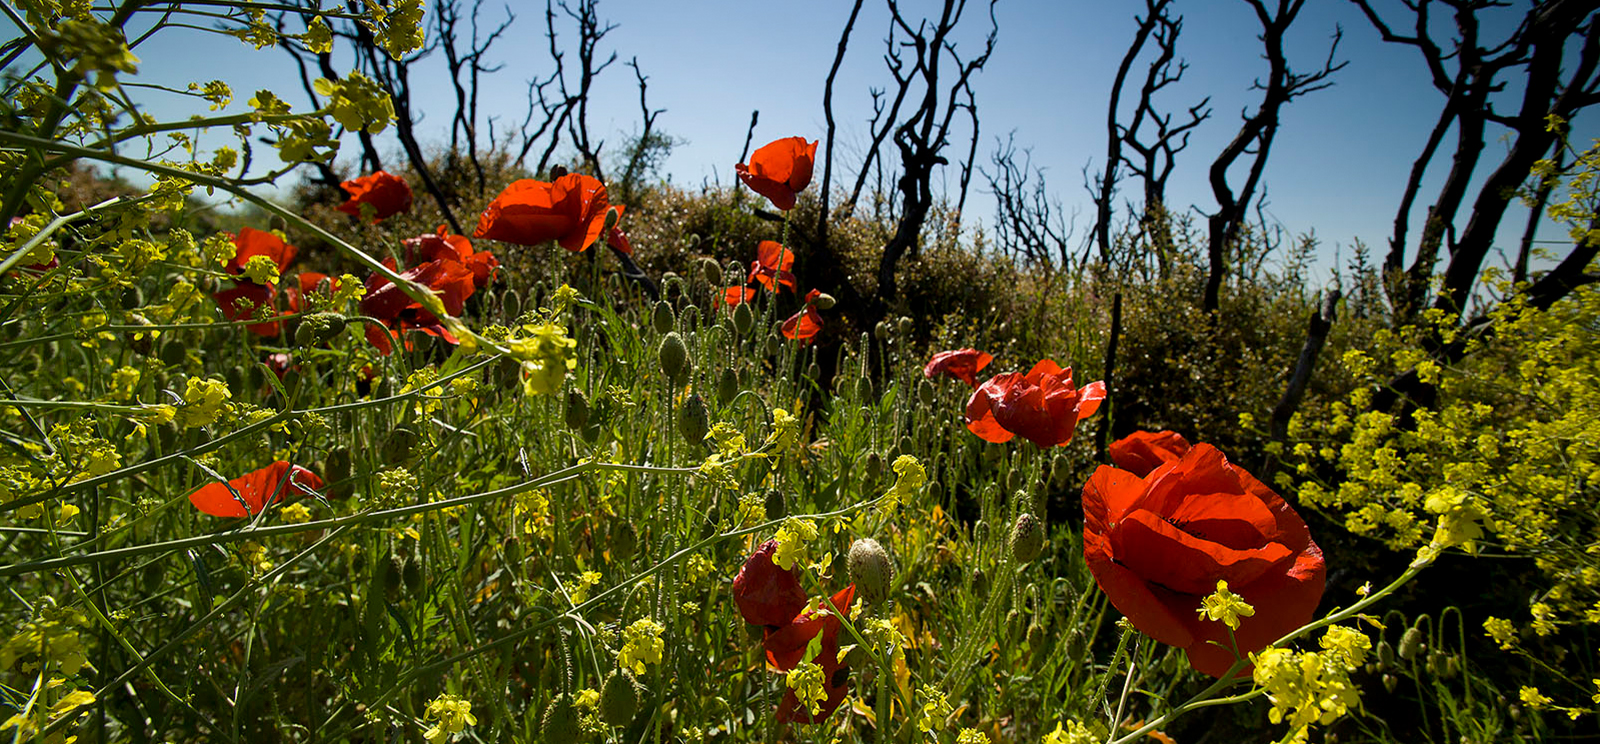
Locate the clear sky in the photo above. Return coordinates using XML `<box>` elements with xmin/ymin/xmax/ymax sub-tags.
<box><xmin>118</xmin><ymin>0</ymin><xmax>1579</xmax><ymax>284</ymax></box>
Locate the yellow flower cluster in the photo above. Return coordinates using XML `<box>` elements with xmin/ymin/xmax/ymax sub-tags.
<box><xmin>1197</xmin><ymin>580</ymin><xmax>1256</xmax><ymax>631</ymax></box>
<box><xmin>1040</xmin><ymin>719</ymin><xmax>1096</xmax><ymax>744</ymax></box>
<box><xmin>618</xmin><ymin>618</ymin><xmax>664</xmax><ymax>676</ymax></box>
<box><xmin>1250</xmin><ymin>626</ymin><xmax>1371</xmax><ymax>743</ymax></box>
<box><xmin>786</xmin><ymin>660</ymin><xmax>827</xmax><ymax>716</ymax></box>
<box><xmin>421</xmin><ymin>693</ymin><xmax>476</xmax><ymax>744</ymax></box>
<box><xmin>173</xmin><ymin>377</ymin><xmax>231</xmax><ymax>428</ymax></box>
<box><xmin>771</xmin><ymin>518</ymin><xmax>818</xmax><ymax>571</ymax></box>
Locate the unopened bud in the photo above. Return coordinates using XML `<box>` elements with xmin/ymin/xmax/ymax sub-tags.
<box><xmin>918</xmin><ymin>378</ymin><xmax>935</xmax><ymax>406</ymax></box>
<box><xmin>651</xmin><ymin>300</ymin><xmax>676</xmax><ymax>334</ymax></box>
<box><xmin>541</xmin><ymin>694</ymin><xmax>580</xmax><ymax>742</ymax></box>
<box><xmin>658</xmin><ymin>332</ymin><xmax>689</xmax><ymax>382</ymax></box>
<box><xmin>324</xmin><ymin>446</ymin><xmax>353</xmax><ymax>499</ymax></box>
<box><xmin>1010</xmin><ymin>513</ymin><xmax>1044</xmax><ymax>563</ymax></box>
<box><xmin>848</xmin><ymin>538</ymin><xmax>894</xmax><ymax>605</ymax></box>
<box><xmin>500</xmin><ymin>289</ymin><xmax>523</xmax><ymax>319</ymax></box>
<box><xmin>677</xmin><ymin>393</ymin><xmax>709</xmax><ymax>445</ymax></box>
<box><xmin>611</xmin><ymin>522</ymin><xmax>638</xmax><ymax>562</ymax></box>
<box><xmin>1398</xmin><ymin>625</ymin><xmax>1424</xmax><ymax>661</ymax></box>
<box><xmin>602</xmin><ymin>206</ymin><xmax>620</xmax><ymax>235</ymax></box>
<box><xmin>812</xmin><ymin>292</ymin><xmax>836</xmax><ymax>310</ymax></box>
<box><xmin>874</xmin><ymin>320</ymin><xmax>891</xmax><ymax>340</ymax></box>
<box><xmin>295</xmin><ymin>311</ymin><xmax>348</xmax><ymax>346</ymax></box>
<box><xmin>764</xmin><ymin>334</ymin><xmax>780</xmax><ymax>356</ymax></box>
<box><xmin>565</xmin><ymin>388</ymin><xmax>590</xmax><ymax>431</ymax></box>
<box><xmin>732</xmin><ymin>302</ymin><xmax>754</xmax><ymax>336</ymax></box>
<box><xmin>764</xmin><ymin>488</ymin><xmax>787</xmax><ymax>520</ymax></box>
<box><xmin>600</xmin><ymin>671</ymin><xmax>638</xmax><ymax>726</ymax></box>
<box><xmin>699</xmin><ymin>257</ymin><xmax>722</xmax><ymax>286</ymax></box>
<box><xmin>897</xmin><ymin>316</ymin><xmax>913</xmax><ymax>335</ymax></box>
<box><xmin>1026</xmin><ymin>622</ymin><xmax>1046</xmax><ymax>649</ymax></box>
<box><xmin>717</xmin><ymin>368</ymin><xmax>739</xmax><ymax>406</ymax></box>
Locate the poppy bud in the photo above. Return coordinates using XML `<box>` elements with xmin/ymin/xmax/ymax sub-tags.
<box><xmin>855</xmin><ymin>377</ymin><xmax>873</xmax><ymax>402</ymax></box>
<box><xmin>973</xmin><ymin>520</ymin><xmax>990</xmax><ymax>545</ymax></box>
<box><xmin>874</xmin><ymin>320</ymin><xmax>891</xmax><ymax>341</ymax></box>
<box><xmin>848</xmin><ymin>538</ymin><xmax>894</xmax><ymax>606</ymax></box>
<box><xmin>1398</xmin><ymin>625</ymin><xmax>1424</xmax><ymax>661</ymax></box>
<box><xmin>564</xmin><ymin>389</ymin><xmax>590</xmax><ymax>431</ymax></box>
<box><xmin>1445</xmin><ymin>654</ymin><xmax>1459</xmax><ymax>678</ymax></box>
<box><xmin>732</xmin><ymin>303</ymin><xmax>754</xmax><ymax>336</ymax></box>
<box><xmin>805</xmin><ymin>361</ymin><xmax>821</xmax><ymax>381</ymax></box>
<box><xmin>764</xmin><ymin>334</ymin><xmax>780</xmax><ymax>356</ymax></box>
<box><xmin>661</xmin><ymin>272</ymin><xmax>681</xmax><ymax>299</ymax></box>
<box><xmin>121</xmin><ymin>285</ymin><xmax>144</xmax><ymax>310</ymax></box>
<box><xmin>699</xmin><ymin>257</ymin><xmax>722</xmax><ymax>286</ymax></box>
<box><xmin>677</xmin><ymin>393</ymin><xmax>709</xmax><ymax>445</ymax></box>
<box><xmin>324</xmin><ymin>446</ymin><xmax>353</xmax><ymax>499</ymax></box>
<box><xmin>1026</xmin><ymin>621</ymin><xmax>1046</xmax><ymax>649</ymax></box>
<box><xmin>764</xmin><ymin>488</ymin><xmax>787</xmax><ymax>520</ymax></box>
<box><xmin>972</xmin><ymin>568</ymin><xmax>989</xmax><ymax>600</ymax></box>
<box><xmin>1426</xmin><ymin>649</ymin><xmax>1444</xmax><ymax>677</ymax></box>
<box><xmin>602</xmin><ymin>206</ymin><xmax>620</xmax><ymax>235</ymax></box>
<box><xmin>1005</xmin><ymin>469</ymin><xmax>1025</xmax><ymax>495</ymax></box>
<box><xmin>717</xmin><ymin>368</ymin><xmax>739</xmax><ymax>406</ymax></box>
<box><xmin>812</xmin><ymin>292</ymin><xmax>836</xmax><ymax>310</ymax></box>
<box><xmin>1376</xmin><ymin>640</ymin><xmax>1395</xmax><ymax>670</ymax></box>
<box><xmin>898</xmin><ymin>436</ymin><xmax>915</xmax><ymax>460</ymax></box>
<box><xmin>918</xmin><ymin>379</ymin><xmax>935</xmax><ymax>406</ymax></box>
<box><xmin>382</xmin><ymin>554</ymin><xmax>403</xmax><ymax>602</ymax></box>
<box><xmin>927</xmin><ymin>480</ymin><xmax>943</xmax><ymax>501</ymax></box>
<box><xmin>651</xmin><ymin>300</ymin><xmax>675</xmax><ymax>334</ymax></box>
<box><xmin>658</xmin><ymin>332</ymin><xmax>689</xmax><ymax>382</ymax></box>
<box><xmin>503</xmin><ymin>536</ymin><xmax>524</xmax><ymax>566</ymax></box>
<box><xmin>1382</xmin><ymin>673</ymin><xmax>1398</xmax><ymax>693</ymax></box>
<box><xmin>864</xmin><ymin>452</ymin><xmax>883</xmax><ymax>481</ymax></box>
<box><xmin>501</xmin><ymin>289</ymin><xmax>523</xmax><ymax>320</ymax></box>
<box><xmin>679</xmin><ymin>305</ymin><xmax>700</xmax><ymax>332</ymax></box>
<box><xmin>897</xmin><ymin>316</ymin><xmax>913</xmax><ymax>336</ymax></box>
<box><xmin>126</xmin><ymin>314</ymin><xmax>155</xmax><ymax>355</ymax></box>
<box><xmin>600</xmin><ymin>670</ymin><xmax>638</xmax><ymax>726</ymax></box>
<box><xmin>401</xmin><ymin>556</ymin><xmax>423</xmax><ymax>594</ymax></box>
<box><xmin>611</xmin><ymin>522</ymin><xmax>638</xmax><ymax>562</ymax></box>
<box><xmin>541</xmin><ymin>693</ymin><xmax>580</xmax><ymax>743</ymax></box>
<box><xmin>1050</xmin><ymin>454</ymin><xmax>1070</xmax><ymax>488</ymax></box>
<box><xmin>382</xmin><ymin>427</ymin><xmax>419</xmax><ymax>464</ymax></box>
<box><xmin>295</xmin><ymin>311</ymin><xmax>348</xmax><ymax>346</ymax></box>
<box><xmin>1010</xmin><ymin>513</ymin><xmax>1044</xmax><ymax>563</ymax></box>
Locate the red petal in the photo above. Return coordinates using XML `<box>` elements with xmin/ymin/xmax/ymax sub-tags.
<box><xmin>188</xmin><ymin>461</ymin><xmax>323</xmax><ymax>517</ymax></box>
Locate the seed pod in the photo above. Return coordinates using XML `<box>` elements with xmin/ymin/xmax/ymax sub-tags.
<box><xmin>848</xmin><ymin>538</ymin><xmax>894</xmax><ymax>606</ymax></box>
<box><xmin>541</xmin><ymin>693</ymin><xmax>580</xmax><ymax>743</ymax></box>
<box><xmin>717</xmin><ymin>368</ymin><xmax>739</xmax><ymax>406</ymax></box>
<box><xmin>1398</xmin><ymin>625</ymin><xmax>1424</xmax><ymax>661</ymax></box>
<box><xmin>564</xmin><ymin>389</ymin><xmax>590</xmax><ymax>431</ymax></box>
<box><xmin>324</xmin><ymin>446</ymin><xmax>353</xmax><ymax>499</ymax></box>
<box><xmin>295</xmin><ymin>311</ymin><xmax>348</xmax><ymax>346</ymax></box>
<box><xmin>1426</xmin><ymin>649</ymin><xmax>1445</xmax><ymax>677</ymax></box>
<box><xmin>658</xmin><ymin>332</ymin><xmax>689</xmax><ymax>382</ymax></box>
<box><xmin>1382</xmin><ymin>673</ymin><xmax>1398</xmax><ymax>693</ymax></box>
<box><xmin>972</xmin><ymin>568</ymin><xmax>989</xmax><ymax>600</ymax></box>
<box><xmin>651</xmin><ymin>300</ymin><xmax>676</xmax><ymax>334</ymax></box>
<box><xmin>600</xmin><ymin>671</ymin><xmax>638</xmax><ymax>726</ymax></box>
<box><xmin>918</xmin><ymin>379</ymin><xmax>935</xmax><ymax>406</ymax></box>
<box><xmin>677</xmin><ymin>393</ymin><xmax>709</xmax><ymax>445</ymax></box>
<box><xmin>611</xmin><ymin>522</ymin><xmax>638</xmax><ymax>562</ymax></box>
<box><xmin>764</xmin><ymin>488</ymin><xmax>787</xmax><ymax>521</ymax></box>
<box><xmin>732</xmin><ymin>302</ymin><xmax>755</xmax><ymax>336</ymax></box>
<box><xmin>1010</xmin><ymin>513</ymin><xmax>1044</xmax><ymax>563</ymax></box>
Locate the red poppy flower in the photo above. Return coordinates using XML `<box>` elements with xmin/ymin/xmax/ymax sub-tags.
<box><xmin>264</xmin><ymin>352</ymin><xmax>297</xmax><ymax>381</ymax></box>
<box><xmin>720</xmin><ymin>286</ymin><xmax>757</xmax><ymax>307</ymax></box>
<box><xmin>1082</xmin><ymin>443</ymin><xmax>1326</xmax><ymax>678</ymax></box>
<box><xmin>733</xmin><ymin>539</ymin><xmax>808</xmax><ymax>628</ymax></box>
<box><xmin>781</xmin><ymin>289</ymin><xmax>824</xmax><ymax>342</ymax></box>
<box><xmin>473</xmin><ymin>173</ymin><xmax>618</xmax><ymax>252</ymax></box>
<box><xmin>359</xmin><ymin>258</ymin><xmax>477</xmax><ymax>355</ymax></box>
<box><xmin>965</xmin><ymin>360</ymin><xmax>1106</xmax><ymax>448</ymax></box>
<box><xmin>764</xmin><ymin>584</ymin><xmax>856</xmax><ymax>723</ymax></box>
<box><xmin>924</xmin><ymin>348</ymin><xmax>994</xmax><ymax>387</ymax></box>
<box><xmin>1110</xmin><ymin>430</ymin><xmax>1192</xmax><ymax>477</ymax></box>
<box><xmin>188</xmin><ymin>461</ymin><xmax>324</xmax><ymax>517</ymax></box>
<box><xmin>736</xmin><ymin>137</ymin><xmax>818</xmax><ymax>211</ymax></box>
<box><xmin>607</xmin><ymin>226</ymin><xmax>634</xmax><ymax>255</ymax></box>
<box><xmin>336</xmin><ymin>171</ymin><xmax>413</xmax><ymax>222</ymax></box>
<box><xmin>405</xmin><ymin>226</ymin><xmax>499</xmax><ymax>289</ymax></box>
<box><xmin>213</xmin><ymin>281</ymin><xmax>281</xmax><ymax>337</ymax></box>
<box><xmin>749</xmin><ymin>241</ymin><xmax>796</xmax><ymax>293</ymax></box>
<box><xmin>224</xmin><ymin>227</ymin><xmax>297</xmax><ymax>276</ymax></box>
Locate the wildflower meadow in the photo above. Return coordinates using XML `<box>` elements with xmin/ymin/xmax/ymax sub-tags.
<box><xmin>2</xmin><ymin>2</ymin><xmax>1599</xmax><ymax>743</ymax></box>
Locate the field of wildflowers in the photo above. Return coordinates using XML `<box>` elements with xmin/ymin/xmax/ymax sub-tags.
<box><xmin>2</xmin><ymin>3</ymin><xmax>1598</xmax><ymax>744</ymax></box>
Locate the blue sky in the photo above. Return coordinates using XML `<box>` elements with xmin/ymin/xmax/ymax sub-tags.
<box><xmin>119</xmin><ymin>1</ymin><xmax>1578</xmax><ymax>283</ymax></box>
